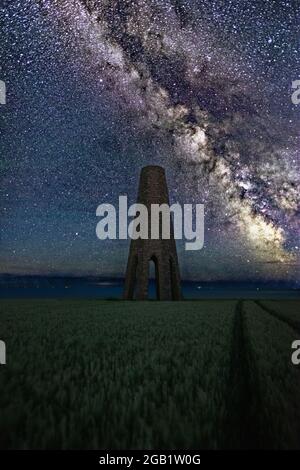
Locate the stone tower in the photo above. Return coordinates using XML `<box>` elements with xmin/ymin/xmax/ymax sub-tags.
<box><xmin>123</xmin><ymin>165</ymin><xmax>182</xmax><ymax>300</ymax></box>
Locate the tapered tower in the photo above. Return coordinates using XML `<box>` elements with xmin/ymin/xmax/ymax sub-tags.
<box><xmin>123</xmin><ymin>165</ymin><xmax>182</xmax><ymax>300</ymax></box>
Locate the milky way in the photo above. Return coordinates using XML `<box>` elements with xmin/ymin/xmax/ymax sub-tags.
<box><xmin>0</xmin><ymin>0</ymin><xmax>299</xmax><ymax>284</ymax></box>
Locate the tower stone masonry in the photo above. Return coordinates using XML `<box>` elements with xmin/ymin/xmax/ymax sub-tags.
<box><xmin>123</xmin><ymin>165</ymin><xmax>182</xmax><ymax>300</ymax></box>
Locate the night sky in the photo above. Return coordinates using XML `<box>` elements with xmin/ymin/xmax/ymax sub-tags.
<box><xmin>0</xmin><ymin>0</ymin><xmax>299</xmax><ymax>285</ymax></box>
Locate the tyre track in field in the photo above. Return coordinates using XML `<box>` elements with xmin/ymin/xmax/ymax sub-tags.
<box><xmin>255</xmin><ymin>300</ymin><xmax>300</xmax><ymax>335</ymax></box>
<box><xmin>222</xmin><ymin>300</ymin><xmax>263</xmax><ymax>449</ymax></box>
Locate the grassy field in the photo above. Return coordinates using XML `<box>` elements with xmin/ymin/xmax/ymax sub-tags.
<box><xmin>0</xmin><ymin>299</ymin><xmax>299</xmax><ymax>449</ymax></box>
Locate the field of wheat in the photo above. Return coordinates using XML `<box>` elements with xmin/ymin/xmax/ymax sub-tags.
<box><xmin>0</xmin><ymin>299</ymin><xmax>299</xmax><ymax>449</ymax></box>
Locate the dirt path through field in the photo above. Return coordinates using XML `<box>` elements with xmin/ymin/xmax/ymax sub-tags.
<box><xmin>222</xmin><ymin>300</ymin><xmax>261</xmax><ymax>448</ymax></box>
<box><xmin>255</xmin><ymin>301</ymin><xmax>300</xmax><ymax>335</ymax></box>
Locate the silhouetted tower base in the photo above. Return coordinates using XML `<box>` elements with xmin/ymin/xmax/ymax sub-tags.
<box><xmin>124</xmin><ymin>166</ymin><xmax>182</xmax><ymax>300</ymax></box>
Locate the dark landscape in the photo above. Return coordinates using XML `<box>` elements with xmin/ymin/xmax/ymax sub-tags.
<box><xmin>0</xmin><ymin>299</ymin><xmax>299</xmax><ymax>449</ymax></box>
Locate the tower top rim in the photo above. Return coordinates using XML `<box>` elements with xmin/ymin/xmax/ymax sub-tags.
<box><xmin>141</xmin><ymin>165</ymin><xmax>166</xmax><ymax>174</ymax></box>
